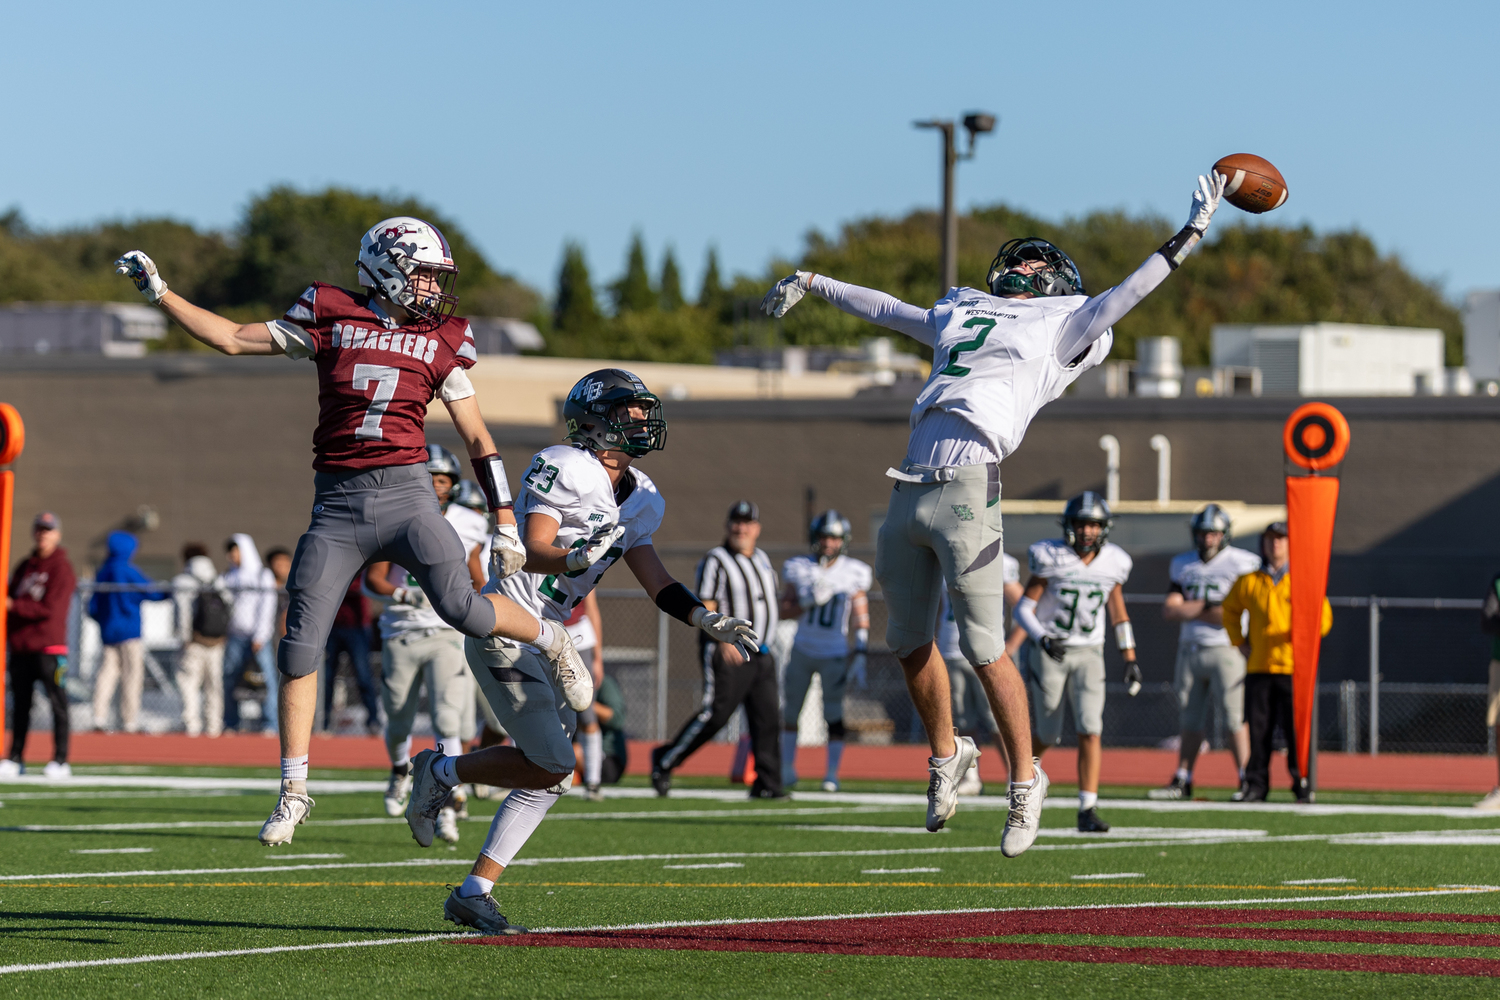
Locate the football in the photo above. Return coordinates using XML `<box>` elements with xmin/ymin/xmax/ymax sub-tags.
<box><xmin>1212</xmin><ymin>153</ymin><xmax>1288</xmax><ymax>213</ymax></box>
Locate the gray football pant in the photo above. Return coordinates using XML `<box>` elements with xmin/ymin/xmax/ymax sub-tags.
<box><xmin>278</xmin><ymin>463</ymin><xmax>496</xmax><ymax>679</ymax></box>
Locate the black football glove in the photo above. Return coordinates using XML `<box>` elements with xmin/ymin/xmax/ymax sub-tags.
<box><xmin>1039</xmin><ymin>636</ymin><xmax>1067</xmax><ymax>662</ymax></box>
<box><xmin>1123</xmin><ymin>661</ymin><xmax>1143</xmax><ymax>697</ymax></box>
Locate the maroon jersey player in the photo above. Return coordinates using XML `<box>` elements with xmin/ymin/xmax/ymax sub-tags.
<box><xmin>115</xmin><ymin>218</ymin><xmax>598</xmax><ymax>847</ymax></box>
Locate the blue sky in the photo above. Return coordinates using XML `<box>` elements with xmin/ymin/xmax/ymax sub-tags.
<box><xmin>3</xmin><ymin>1</ymin><xmax>1495</xmax><ymax>303</ymax></box>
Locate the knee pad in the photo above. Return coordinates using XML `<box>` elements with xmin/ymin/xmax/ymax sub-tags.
<box><xmin>276</xmin><ymin>638</ymin><xmax>322</xmax><ymax>679</ymax></box>
<box><xmin>826</xmin><ymin>719</ymin><xmax>846</xmax><ymax>741</ymax></box>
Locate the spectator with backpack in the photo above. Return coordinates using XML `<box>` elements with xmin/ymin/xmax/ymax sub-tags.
<box><xmin>172</xmin><ymin>544</ymin><xmax>232</xmax><ymax>737</ymax></box>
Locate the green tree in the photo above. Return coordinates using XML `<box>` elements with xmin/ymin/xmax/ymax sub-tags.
<box><xmin>551</xmin><ymin>242</ymin><xmax>603</xmax><ymax>355</ymax></box>
<box><xmin>697</xmin><ymin>246</ymin><xmax>728</xmax><ymax>320</ymax></box>
<box><xmin>609</xmin><ymin>232</ymin><xmax>655</xmax><ymax>314</ymax></box>
<box><xmin>659</xmin><ymin>248</ymin><xmax>684</xmax><ymax>312</ymax></box>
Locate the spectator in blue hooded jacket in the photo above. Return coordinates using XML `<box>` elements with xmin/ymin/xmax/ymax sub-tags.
<box><xmin>88</xmin><ymin>531</ymin><xmax>165</xmax><ymax>732</ymax></box>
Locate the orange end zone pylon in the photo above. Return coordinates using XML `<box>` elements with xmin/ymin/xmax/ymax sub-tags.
<box><xmin>1283</xmin><ymin>402</ymin><xmax>1349</xmax><ymax>790</ymax></box>
<box><xmin>0</xmin><ymin>402</ymin><xmax>26</xmax><ymax>742</ymax></box>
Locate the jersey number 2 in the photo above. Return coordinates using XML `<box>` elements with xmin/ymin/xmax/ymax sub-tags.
<box><xmin>353</xmin><ymin>364</ymin><xmax>400</xmax><ymax>441</ymax></box>
<box><xmin>938</xmin><ymin>317</ymin><xmax>996</xmax><ymax>377</ymax></box>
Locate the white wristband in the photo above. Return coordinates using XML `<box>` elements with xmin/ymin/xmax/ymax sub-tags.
<box><xmin>1115</xmin><ymin>621</ymin><xmax>1135</xmax><ymax>651</ymax></box>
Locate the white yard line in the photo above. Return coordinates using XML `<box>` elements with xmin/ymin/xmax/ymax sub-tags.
<box><xmin>69</xmin><ymin>848</ymin><xmax>155</xmax><ymax>855</ymax></box>
<box><xmin>3</xmin><ymin>886</ymin><xmax>1494</xmax><ymax>977</ymax></box>
<box><xmin>0</xmin><ymin>775</ymin><xmax>385</xmax><ymax>794</ymax></box>
<box><xmin>1071</xmin><ymin>873</ymin><xmax>1145</xmax><ymax>880</ymax></box>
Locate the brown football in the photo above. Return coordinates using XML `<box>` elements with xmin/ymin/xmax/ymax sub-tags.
<box><xmin>1213</xmin><ymin>153</ymin><xmax>1288</xmax><ymax>214</ymax></box>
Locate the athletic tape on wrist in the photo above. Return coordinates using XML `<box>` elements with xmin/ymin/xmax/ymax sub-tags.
<box><xmin>1115</xmin><ymin>621</ymin><xmax>1136</xmax><ymax>651</ymax></box>
<box><xmin>655</xmin><ymin>581</ymin><xmax>705</xmax><ymax>625</ymax></box>
<box><xmin>1157</xmin><ymin>225</ymin><xmax>1202</xmax><ymax>270</ymax></box>
<box><xmin>471</xmin><ymin>455</ymin><xmax>513</xmax><ymax>510</ymax></box>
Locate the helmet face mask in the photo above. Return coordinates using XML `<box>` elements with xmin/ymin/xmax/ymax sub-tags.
<box><xmin>1061</xmin><ymin>491</ymin><xmax>1112</xmax><ymax>556</ymax></box>
<box><xmin>357</xmin><ymin>217</ymin><xmax>460</xmax><ymax>330</ymax></box>
<box><xmin>986</xmin><ymin>238</ymin><xmax>1084</xmax><ymax>298</ymax></box>
<box><xmin>564</xmin><ymin>369</ymin><xmax>668</xmax><ymax>459</ymax></box>
<box><xmin>808</xmin><ymin>509</ymin><xmax>851</xmax><ymax>564</ymax></box>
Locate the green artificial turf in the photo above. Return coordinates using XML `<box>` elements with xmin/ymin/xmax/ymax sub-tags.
<box><xmin>2</xmin><ymin>767</ymin><xmax>1498</xmax><ymax>997</ymax></box>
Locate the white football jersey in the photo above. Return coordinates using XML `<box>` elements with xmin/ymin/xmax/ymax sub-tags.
<box><xmin>936</xmin><ymin>553</ymin><xmax>1020</xmax><ymax>665</ymax></box>
<box><xmin>782</xmin><ymin>554</ymin><xmax>873</xmax><ymax>658</ymax></box>
<box><xmin>375</xmin><ymin>502</ymin><xmax>491</xmax><ymax>640</ymax></box>
<box><xmin>909</xmin><ymin>288</ymin><xmax>1112</xmax><ymax>460</ymax></box>
<box><xmin>1169</xmin><ymin>545</ymin><xmax>1262</xmax><ymax>648</ymax></box>
<box><xmin>487</xmin><ymin>444</ymin><xmax>665</xmax><ymax>637</ymax></box>
<box><xmin>1028</xmin><ymin>539</ymin><xmax>1132</xmax><ymax>648</ymax></box>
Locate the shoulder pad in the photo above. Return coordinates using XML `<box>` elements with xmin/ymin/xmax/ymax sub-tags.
<box><xmin>1028</xmin><ymin>538</ymin><xmax>1072</xmax><ymax>576</ymax></box>
<box><xmin>1168</xmin><ymin>551</ymin><xmax>1196</xmax><ymax>581</ymax></box>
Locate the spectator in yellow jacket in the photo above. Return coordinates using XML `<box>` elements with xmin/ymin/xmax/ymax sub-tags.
<box><xmin>1222</xmin><ymin>522</ymin><xmax>1331</xmax><ymax>803</ymax></box>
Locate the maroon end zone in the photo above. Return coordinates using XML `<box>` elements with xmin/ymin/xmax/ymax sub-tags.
<box><xmin>462</xmin><ymin>907</ymin><xmax>1500</xmax><ymax>977</ymax></box>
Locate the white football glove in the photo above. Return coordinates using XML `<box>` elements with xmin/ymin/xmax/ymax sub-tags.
<box><xmin>689</xmin><ymin>606</ymin><xmax>761</xmax><ymax>660</ymax></box>
<box><xmin>114</xmin><ymin>250</ymin><xmax>169</xmax><ymax>304</ymax></box>
<box><xmin>391</xmin><ymin>586</ymin><xmax>428</xmax><ymax>610</ymax></box>
<box><xmin>489</xmin><ymin>524</ymin><xmax>526</xmax><ymax>580</ymax></box>
<box><xmin>565</xmin><ymin>524</ymin><xmax>626</xmax><ymax>574</ymax></box>
<box><xmin>760</xmin><ymin>271</ymin><xmax>813</xmax><ymax>319</ymax></box>
<box><xmin>1186</xmin><ymin>172</ymin><xmax>1227</xmax><ymax>234</ymax></box>
<box><xmin>846</xmin><ymin>651</ymin><xmax>868</xmax><ymax>689</ymax></box>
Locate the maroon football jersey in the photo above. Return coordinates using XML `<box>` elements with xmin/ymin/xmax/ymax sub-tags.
<box><xmin>279</xmin><ymin>283</ymin><xmax>478</xmax><ymax>471</ymax></box>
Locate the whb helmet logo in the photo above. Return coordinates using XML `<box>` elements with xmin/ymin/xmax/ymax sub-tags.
<box><xmin>367</xmin><ymin>224</ymin><xmax>423</xmax><ymax>260</ymax></box>
<box><xmin>578</xmin><ymin>379</ymin><xmax>605</xmax><ymax>402</ymax></box>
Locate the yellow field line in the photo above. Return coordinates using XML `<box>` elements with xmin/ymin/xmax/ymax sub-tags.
<box><xmin>0</xmin><ymin>880</ymin><xmax>1471</xmax><ymax>893</ymax></box>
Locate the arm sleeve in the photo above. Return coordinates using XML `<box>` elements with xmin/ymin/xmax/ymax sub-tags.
<box><xmin>1053</xmin><ymin>253</ymin><xmax>1172</xmax><ymax>364</ymax></box>
<box><xmin>808</xmin><ymin>275</ymin><xmax>939</xmax><ymax>348</ymax></box>
<box><xmin>439</xmin><ymin>366</ymin><xmax>476</xmax><ymax>402</ymax></box>
<box><xmin>1013</xmin><ymin>595</ymin><xmax>1049</xmax><ymax>642</ymax></box>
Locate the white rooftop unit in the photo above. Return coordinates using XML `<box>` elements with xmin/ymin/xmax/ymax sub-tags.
<box><xmin>1464</xmin><ymin>290</ymin><xmax>1500</xmax><ymax>383</ymax></box>
<box><xmin>0</xmin><ymin>302</ymin><xmax>166</xmax><ymax>357</ymax></box>
<box><xmin>1210</xmin><ymin>322</ymin><xmax>1445</xmax><ymax>396</ymax></box>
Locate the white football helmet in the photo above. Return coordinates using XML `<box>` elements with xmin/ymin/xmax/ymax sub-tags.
<box><xmin>356</xmin><ymin>216</ymin><xmax>459</xmax><ymax>328</ymax></box>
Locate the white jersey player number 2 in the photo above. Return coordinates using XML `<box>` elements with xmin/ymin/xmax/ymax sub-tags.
<box><xmin>938</xmin><ymin>317</ymin><xmax>995</xmax><ymax>377</ymax></box>
<box><xmin>352</xmin><ymin>364</ymin><xmax>401</xmax><ymax>441</ymax></box>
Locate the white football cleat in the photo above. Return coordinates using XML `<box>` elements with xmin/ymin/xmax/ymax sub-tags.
<box><xmin>405</xmin><ymin>749</ymin><xmax>453</xmax><ymax>848</ymax></box>
<box><xmin>1000</xmin><ymin>759</ymin><xmax>1050</xmax><ymax>858</ymax></box>
<box><xmin>926</xmin><ymin>736</ymin><xmax>980</xmax><ymax>832</ymax></box>
<box><xmin>259</xmin><ymin>789</ymin><xmax>315</xmax><ymax>846</ymax></box>
<box><xmin>956</xmin><ymin>763</ymin><xmax>983</xmax><ymax>796</ymax></box>
<box><xmin>436</xmin><ymin>805</ymin><xmax>461</xmax><ymax>845</ymax></box>
<box><xmin>0</xmin><ymin>759</ymin><xmax>21</xmax><ymax>779</ymax></box>
<box><xmin>43</xmin><ymin>761</ymin><xmax>72</xmax><ymax>780</ymax></box>
<box><xmin>820</xmin><ymin>778</ymin><xmax>840</xmax><ymax>793</ymax></box>
<box><xmin>384</xmin><ymin>770</ymin><xmax>414</xmax><ymax>817</ymax></box>
<box><xmin>444</xmin><ymin>888</ymin><xmax>527</xmax><ymax>935</ymax></box>
<box><xmin>1475</xmin><ymin>787</ymin><xmax>1500</xmax><ymax>811</ymax></box>
<box><xmin>535</xmin><ymin>624</ymin><xmax>594</xmax><ymax>711</ymax></box>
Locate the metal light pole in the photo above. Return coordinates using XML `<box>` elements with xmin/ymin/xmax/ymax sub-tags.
<box><xmin>914</xmin><ymin>112</ymin><xmax>995</xmax><ymax>296</ymax></box>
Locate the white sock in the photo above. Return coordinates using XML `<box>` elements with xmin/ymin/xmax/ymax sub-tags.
<box><xmin>281</xmin><ymin>755</ymin><xmax>308</xmax><ymax>782</ymax></box>
<box><xmin>781</xmin><ymin>733</ymin><xmax>798</xmax><ymax>776</ymax></box>
<box><xmin>458</xmin><ymin>874</ymin><xmax>494</xmax><ymax>899</ymax></box>
<box><xmin>582</xmin><ymin>730</ymin><xmax>603</xmax><ymax>787</ymax></box>
<box><xmin>479</xmin><ymin>788</ymin><xmax>560</xmax><ymax>868</ymax></box>
<box><xmin>534</xmin><ymin>619</ymin><xmax>557</xmax><ymax>647</ymax></box>
<box><xmin>1174</xmin><ymin>767</ymin><xmax>1190</xmax><ymax>783</ymax></box>
<box><xmin>433</xmin><ymin>754</ymin><xmax>459</xmax><ymax>788</ymax></box>
<box><xmin>1079</xmin><ymin>790</ymin><xmax>1098</xmax><ymax>811</ymax></box>
<box><xmin>437</xmin><ymin>736</ymin><xmax>464</xmax><ymax>759</ymax></box>
<box><xmin>1009</xmin><ymin>775</ymin><xmax>1037</xmax><ymax>793</ymax></box>
<box><xmin>825</xmin><ymin>739</ymin><xmax>845</xmax><ymax>781</ymax></box>
<box><xmin>390</xmin><ymin>736</ymin><xmax>413</xmax><ymax>769</ymax></box>
<box><xmin>930</xmin><ymin>752</ymin><xmax>956</xmax><ymax>766</ymax></box>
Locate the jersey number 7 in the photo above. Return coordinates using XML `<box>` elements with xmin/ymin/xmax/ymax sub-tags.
<box><xmin>353</xmin><ymin>364</ymin><xmax>401</xmax><ymax>441</ymax></box>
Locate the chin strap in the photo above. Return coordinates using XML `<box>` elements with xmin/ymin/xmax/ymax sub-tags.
<box><xmin>471</xmin><ymin>455</ymin><xmax>513</xmax><ymax>511</ymax></box>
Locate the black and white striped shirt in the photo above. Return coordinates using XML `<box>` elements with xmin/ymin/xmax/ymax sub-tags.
<box><xmin>696</xmin><ymin>545</ymin><xmax>779</xmax><ymax>652</ymax></box>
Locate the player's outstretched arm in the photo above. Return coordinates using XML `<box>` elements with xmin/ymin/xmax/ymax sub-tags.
<box><xmin>1052</xmin><ymin>172</ymin><xmax>1227</xmax><ymax>364</ymax></box>
<box><xmin>761</xmin><ymin>272</ymin><xmax>938</xmax><ymax>347</ymax></box>
<box><xmin>114</xmin><ymin>251</ymin><xmax>279</xmax><ymax>355</ymax></box>
<box><xmin>624</xmin><ymin>544</ymin><xmax>760</xmax><ymax>660</ymax></box>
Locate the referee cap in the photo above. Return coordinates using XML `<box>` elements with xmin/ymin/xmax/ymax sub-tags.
<box><xmin>727</xmin><ymin>500</ymin><xmax>759</xmax><ymax>522</ymax></box>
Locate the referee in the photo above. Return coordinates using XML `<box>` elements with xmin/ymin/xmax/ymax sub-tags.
<box><xmin>651</xmin><ymin>501</ymin><xmax>785</xmax><ymax>799</ymax></box>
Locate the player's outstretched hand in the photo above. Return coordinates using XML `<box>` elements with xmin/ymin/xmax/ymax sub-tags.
<box><xmin>490</xmin><ymin>524</ymin><xmax>526</xmax><ymax>580</ymax></box>
<box><xmin>1039</xmin><ymin>636</ymin><xmax>1067</xmax><ymax>663</ymax></box>
<box><xmin>760</xmin><ymin>271</ymin><xmax>812</xmax><ymax>319</ymax></box>
<box><xmin>846</xmin><ymin>651</ymin><xmax>868</xmax><ymax>689</ymax></box>
<box><xmin>565</xmin><ymin>525</ymin><xmax>627</xmax><ymax>574</ymax></box>
<box><xmin>690</xmin><ymin>607</ymin><xmax>761</xmax><ymax>660</ymax></box>
<box><xmin>391</xmin><ymin>586</ymin><xmax>428</xmax><ymax>610</ymax></box>
<box><xmin>114</xmin><ymin>251</ymin><xmax>169</xmax><ymax>304</ymax></box>
<box><xmin>1186</xmin><ymin>172</ymin><xmax>1227</xmax><ymax>234</ymax></box>
<box><xmin>1123</xmin><ymin>661</ymin><xmax>1143</xmax><ymax>697</ymax></box>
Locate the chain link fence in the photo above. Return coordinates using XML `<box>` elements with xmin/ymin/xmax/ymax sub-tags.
<box><xmin>6</xmin><ymin>581</ymin><xmax>1495</xmax><ymax>758</ymax></box>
